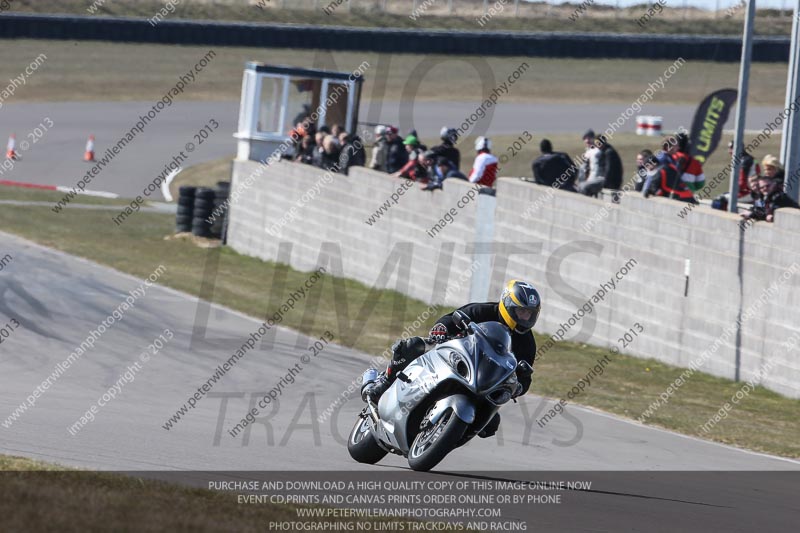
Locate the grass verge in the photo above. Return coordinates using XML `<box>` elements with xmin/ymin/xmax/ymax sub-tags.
<box><xmin>168</xmin><ymin>155</ymin><xmax>234</xmax><ymax>199</ymax></box>
<box><xmin>0</xmin><ymin>185</ymin><xmax>132</xmax><ymax>205</ymax></box>
<box><xmin>1</xmin><ymin>187</ymin><xmax>798</xmax><ymax>458</ymax></box>
<box><xmin>0</xmin><ymin>455</ymin><xmax>408</xmax><ymax>532</ymax></box>
<box><xmin>0</xmin><ymin>39</ymin><xmax>790</xmax><ymax>106</ymax></box>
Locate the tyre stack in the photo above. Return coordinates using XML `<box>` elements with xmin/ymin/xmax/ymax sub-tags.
<box><xmin>191</xmin><ymin>187</ymin><xmax>215</xmax><ymax>238</ymax></box>
<box><xmin>210</xmin><ymin>181</ymin><xmax>230</xmax><ymax>240</ymax></box>
<box><xmin>175</xmin><ymin>186</ymin><xmax>195</xmax><ymax>233</ymax></box>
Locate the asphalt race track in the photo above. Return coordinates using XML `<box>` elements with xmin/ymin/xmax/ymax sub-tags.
<box><xmin>0</xmin><ymin>100</ymin><xmax>783</xmax><ymax>198</ymax></box>
<box><xmin>1</xmin><ymin>231</ymin><xmax>797</xmax><ymax>473</ymax></box>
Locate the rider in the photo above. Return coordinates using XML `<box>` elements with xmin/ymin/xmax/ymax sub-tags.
<box><xmin>362</xmin><ymin>280</ymin><xmax>541</xmax><ymax>438</ymax></box>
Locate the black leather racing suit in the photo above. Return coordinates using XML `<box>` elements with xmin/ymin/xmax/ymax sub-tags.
<box><xmin>389</xmin><ymin>302</ymin><xmax>536</xmax><ymax>395</ymax></box>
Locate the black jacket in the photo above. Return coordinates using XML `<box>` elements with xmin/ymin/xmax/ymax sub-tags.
<box><xmin>532</xmin><ymin>151</ymin><xmax>578</xmax><ymax>190</ymax></box>
<box><xmin>430</xmin><ymin>142</ymin><xmax>461</xmax><ymax>171</ymax></box>
<box><xmin>338</xmin><ymin>137</ymin><xmax>366</xmax><ymax>174</ymax></box>
<box><xmin>386</xmin><ymin>137</ymin><xmax>408</xmax><ymax>173</ymax></box>
<box><xmin>598</xmin><ymin>144</ymin><xmax>623</xmax><ymax>189</ymax></box>
<box><xmin>435</xmin><ymin>302</ymin><xmax>537</xmax><ymax>394</ymax></box>
<box><xmin>751</xmin><ymin>190</ymin><xmax>800</xmax><ymax>220</ymax></box>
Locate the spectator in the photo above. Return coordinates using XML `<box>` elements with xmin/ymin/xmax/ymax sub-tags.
<box><xmin>748</xmin><ymin>172</ymin><xmax>761</xmax><ymax>203</ymax></box>
<box><xmin>642</xmin><ymin>154</ymin><xmax>697</xmax><ymax>203</ymax></box>
<box><xmin>385</xmin><ymin>126</ymin><xmax>408</xmax><ymax>173</ymax></box>
<box><xmin>403</xmin><ymin>134</ymin><xmax>427</xmax><ymax>162</ymax></box>
<box><xmin>311</xmin><ymin>132</ymin><xmax>326</xmax><ymax>168</ymax></box>
<box><xmin>369</xmin><ymin>125</ymin><xmax>389</xmax><ymax>172</ymax></box>
<box><xmin>657</xmin><ymin>134</ymin><xmax>677</xmax><ymax>166</ymax></box>
<box><xmin>761</xmin><ymin>154</ymin><xmax>785</xmax><ymax>183</ymax></box>
<box><xmin>423</xmin><ymin>156</ymin><xmax>468</xmax><ymax>191</ymax></box>
<box><xmin>292</xmin><ymin>105</ymin><xmax>312</xmax><ymax>130</ymax></box>
<box><xmin>469</xmin><ymin>137</ymin><xmax>499</xmax><ymax>189</ymax></box>
<box><xmin>531</xmin><ymin>139</ymin><xmax>577</xmax><ymax>191</ymax></box>
<box><xmin>596</xmin><ymin>135</ymin><xmax>624</xmax><ymax>190</ymax></box>
<box><xmin>728</xmin><ymin>140</ymin><xmax>760</xmax><ymax>200</ymax></box>
<box><xmin>430</xmin><ymin>127</ymin><xmax>461</xmax><ymax>171</ymax></box>
<box><xmin>339</xmin><ymin>133</ymin><xmax>366</xmax><ymax>175</ymax></box>
<box><xmin>289</xmin><ymin>121</ymin><xmax>307</xmax><ymax>140</ymax></box>
<box><xmin>633</xmin><ymin>149</ymin><xmax>653</xmax><ymax>192</ymax></box>
<box><xmin>672</xmin><ymin>133</ymin><xmax>705</xmax><ymax>192</ymax></box>
<box><xmin>435</xmin><ymin>157</ymin><xmax>467</xmax><ymax>181</ymax></box>
<box><xmin>331</xmin><ymin>124</ymin><xmax>344</xmax><ymax>138</ymax></box>
<box><xmin>295</xmin><ymin>134</ymin><xmax>315</xmax><ymax>165</ymax></box>
<box><xmin>742</xmin><ymin>175</ymin><xmax>799</xmax><ymax>223</ymax></box>
<box><xmin>317</xmin><ymin>134</ymin><xmax>341</xmax><ymax>171</ymax></box>
<box><xmin>395</xmin><ymin>150</ymin><xmax>435</xmax><ymax>184</ymax></box>
<box><xmin>577</xmin><ymin>129</ymin><xmax>602</xmax><ymax>196</ymax></box>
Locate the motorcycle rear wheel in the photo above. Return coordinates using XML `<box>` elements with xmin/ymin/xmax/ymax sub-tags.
<box><xmin>347</xmin><ymin>414</ymin><xmax>388</xmax><ymax>464</ymax></box>
<box><xmin>408</xmin><ymin>408</ymin><xmax>468</xmax><ymax>472</ymax></box>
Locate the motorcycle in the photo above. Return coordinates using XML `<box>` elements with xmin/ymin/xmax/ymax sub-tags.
<box><xmin>347</xmin><ymin>311</ymin><xmax>533</xmax><ymax>472</ymax></box>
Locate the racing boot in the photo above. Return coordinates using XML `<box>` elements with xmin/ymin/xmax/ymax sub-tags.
<box><xmin>361</xmin><ymin>369</ymin><xmax>394</xmax><ymax>403</ymax></box>
<box><xmin>361</xmin><ymin>337</ymin><xmax>426</xmax><ymax>403</ymax></box>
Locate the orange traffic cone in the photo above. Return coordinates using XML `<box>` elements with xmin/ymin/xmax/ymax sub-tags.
<box><xmin>84</xmin><ymin>135</ymin><xmax>95</xmax><ymax>162</ymax></box>
<box><xmin>6</xmin><ymin>134</ymin><xmax>18</xmax><ymax>160</ymax></box>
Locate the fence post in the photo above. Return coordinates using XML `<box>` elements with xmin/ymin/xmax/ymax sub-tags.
<box><xmin>448</xmin><ymin>0</ymin><xmax>453</xmax><ymax>14</ymax></box>
<box><xmin>484</xmin><ymin>0</ymin><xmax>489</xmax><ymax>14</ymax></box>
<box><xmin>514</xmin><ymin>0</ymin><xmax>520</xmax><ymax>17</ymax></box>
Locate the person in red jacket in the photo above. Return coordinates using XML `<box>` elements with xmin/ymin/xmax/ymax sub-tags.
<box><xmin>728</xmin><ymin>140</ymin><xmax>760</xmax><ymax>200</ymax></box>
<box><xmin>394</xmin><ymin>150</ymin><xmax>436</xmax><ymax>187</ymax></box>
<box><xmin>642</xmin><ymin>154</ymin><xmax>696</xmax><ymax>203</ymax></box>
<box><xmin>673</xmin><ymin>133</ymin><xmax>705</xmax><ymax>193</ymax></box>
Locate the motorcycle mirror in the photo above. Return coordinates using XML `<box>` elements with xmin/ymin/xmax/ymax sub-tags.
<box><xmin>516</xmin><ymin>360</ymin><xmax>533</xmax><ymax>377</ymax></box>
<box><xmin>452</xmin><ymin>310</ymin><xmax>471</xmax><ymax>330</ymax></box>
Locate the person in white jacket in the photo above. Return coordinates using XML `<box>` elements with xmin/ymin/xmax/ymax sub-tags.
<box><xmin>577</xmin><ymin>129</ymin><xmax>603</xmax><ymax>196</ymax></box>
<box><xmin>469</xmin><ymin>137</ymin><xmax>499</xmax><ymax>188</ymax></box>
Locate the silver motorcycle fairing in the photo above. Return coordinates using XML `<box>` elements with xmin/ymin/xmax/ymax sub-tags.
<box><xmin>376</xmin><ymin>348</ymin><xmax>451</xmax><ymax>451</ymax></box>
<box><xmin>426</xmin><ymin>394</ymin><xmax>476</xmax><ymax>426</ymax></box>
<box><xmin>374</xmin><ymin>322</ymin><xmax>517</xmax><ymax>453</ymax></box>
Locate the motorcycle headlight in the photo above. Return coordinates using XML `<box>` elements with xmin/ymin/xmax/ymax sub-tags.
<box><xmin>448</xmin><ymin>351</ymin><xmax>471</xmax><ymax>380</ymax></box>
<box><xmin>504</xmin><ymin>372</ymin><xmax>518</xmax><ymax>387</ymax></box>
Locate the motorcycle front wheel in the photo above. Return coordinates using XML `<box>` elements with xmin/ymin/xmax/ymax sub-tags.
<box><xmin>408</xmin><ymin>407</ymin><xmax>468</xmax><ymax>472</ymax></box>
<box><xmin>347</xmin><ymin>414</ymin><xmax>388</xmax><ymax>464</ymax></box>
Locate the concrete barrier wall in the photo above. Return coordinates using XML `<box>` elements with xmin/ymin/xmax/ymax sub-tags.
<box><xmin>229</xmin><ymin>160</ymin><xmax>800</xmax><ymax>398</ymax></box>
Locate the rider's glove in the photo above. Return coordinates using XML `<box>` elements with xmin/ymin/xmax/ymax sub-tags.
<box><xmin>427</xmin><ymin>323</ymin><xmax>448</xmax><ymax>344</ymax></box>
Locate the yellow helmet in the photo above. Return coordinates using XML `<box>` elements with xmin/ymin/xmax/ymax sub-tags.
<box><xmin>499</xmin><ymin>280</ymin><xmax>541</xmax><ymax>334</ymax></box>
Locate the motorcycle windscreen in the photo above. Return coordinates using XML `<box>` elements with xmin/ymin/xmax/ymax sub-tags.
<box><xmin>473</xmin><ymin>336</ymin><xmax>516</xmax><ymax>392</ymax></box>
